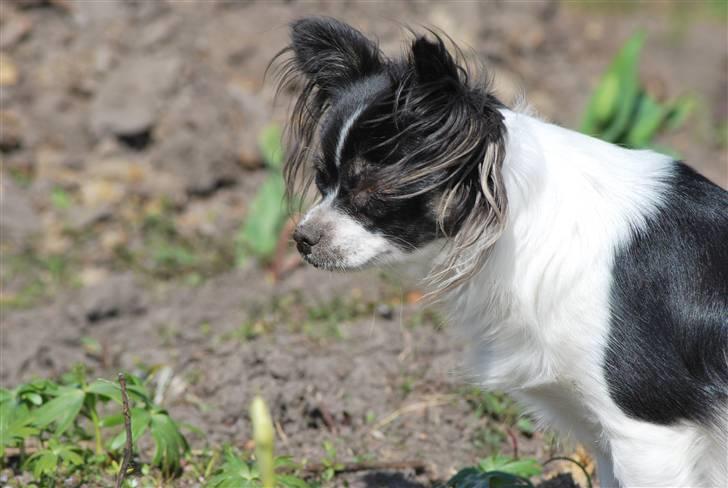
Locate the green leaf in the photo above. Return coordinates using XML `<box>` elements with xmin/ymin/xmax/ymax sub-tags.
<box><xmin>277</xmin><ymin>474</ymin><xmax>312</xmax><ymax>488</ymax></box>
<box><xmin>582</xmin><ymin>71</ymin><xmax>620</xmax><ymax>133</ymax></box>
<box><xmin>515</xmin><ymin>417</ymin><xmax>535</xmax><ymax>435</ymax></box>
<box><xmin>51</xmin><ymin>187</ymin><xmax>72</xmax><ymax>210</ymax></box>
<box><xmin>625</xmin><ymin>93</ymin><xmax>669</xmax><ymax>148</ymax></box>
<box><xmin>446</xmin><ymin>469</ymin><xmax>535</xmax><ymax>488</ymax></box>
<box><xmin>58</xmin><ymin>444</ymin><xmax>84</xmax><ymax>466</ymax></box>
<box><xmin>109</xmin><ymin>408</ymin><xmax>151</xmax><ymax>451</ymax></box>
<box><xmin>581</xmin><ymin>32</ymin><xmax>646</xmax><ymax>142</ymax></box>
<box><xmin>664</xmin><ymin>95</ymin><xmax>695</xmax><ymax>131</ymax></box>
<box><xmin>30</xmin><ymin>451</ymin><xmax>59</xmax><ymax>479</ymax></box>
<box><xmin>1</xmin><ymin>402</ymin><xmax>38</xmax><ymax>455</ymax></box>
<box><xmin>88</xmin><ymin>377</ymin><xmax>150</xmax><ymax>405</ymax></box>
<box><xmin>150</xmin><ymin>411</ymin><xmax>188</xmax><ymax>473</ymax></box>
<box><xmin>477</xmin><ymin>455</ymin><xmax>542</xmax><ymax>478</ymax></box>
<box><xmin>99</xmin><ymin>413</ymin><xmax>124</xmax><ymax>428</ymax></box>
<box><xmin>31</xmin><ymin>388</ymin><xmax>84</xmax><ymax>435</ymax></box>
<box><xmin>599</xmin><ymin>32</ymin><xmax>646</xmax><ymax>143</ymax></box>
<box><xmin>236</xmin><ymin>173</ymin><xmax>287</xmax><ymax>262</ymax></box>
<box><xmin>259</xmin><ymin>124</ymin><xmax>284</xmax><ymax>170</ymax></box>
<box><xmin>0</xmin><ymin>388</ymin><xmax>11</xmax><ymax>403</ymax></box>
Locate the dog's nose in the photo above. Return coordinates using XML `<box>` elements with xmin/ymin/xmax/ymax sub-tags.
<box><xmin>293</xmin><ymin>226</ymin><xmax>321</xmax><ymax>256</ymax></box>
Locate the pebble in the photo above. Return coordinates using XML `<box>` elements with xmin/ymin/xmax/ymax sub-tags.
<box><xmin>90</xmin><ymin>56</ymin><xmax>181</xmax><ymax>138</ymax></box>
<box><xmin>376</xmin><ymin>303</ymin><xmax>394</xmax><ymax>320</ymax></box>
<box><xmin>0</xmin><ymin>111</ymin><xmax>23</xmax><ymax>152</ymax></box>
<box><xmin>0</xmin><ymin>13</ymin><xmax>31</xmax><ymax>49</ymax></box>
<box><xmin>0</xmin><ymin>55</ymin><xmax>19</xmax><ymax>86</ymax></box>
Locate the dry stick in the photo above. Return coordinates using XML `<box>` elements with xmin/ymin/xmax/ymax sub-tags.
<box><xmin>115</xmin><ymin>373</ymin><xmax>133</xmax><ymax>488</ymax></box>
<box><xmin>300</xmin><ymin>460</ymin><xmax>428</xmax><ymax>476</ymax></box>
<box><xmin>506</xmin><ymin>427</ymin><xmax>519</xmax><ymax>459</ymax></box>
<box><xmin>368</xmin><ymin>395</ymin><xmax>455</xmax><ymax>434</ymax></box>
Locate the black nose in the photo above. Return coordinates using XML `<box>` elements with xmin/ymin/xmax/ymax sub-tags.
<box><xmin>293</xmin><ymin>226</ymin><xmax>321</xmax><ymax>256</ymax></box>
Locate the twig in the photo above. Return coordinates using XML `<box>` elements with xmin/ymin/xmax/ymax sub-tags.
<box><xmin>271</xmin><ymin>217</ymin><xmax>302</xmax><ymax>279</ymax></box>
<box><xmin>301</xmin><ymin>460</ymin><xmax>428</xmax><ymax>475</ymax></box>
<box><xmin>115</xmin><ymin>373</ymin><xmax>133</xmax><ymax>488</ymax></box>
<box><xmin>544</xmin><ymin>456</ymin><xmax>593</xmax><ymax>488</ymax></box>
<box><xmin>274</xmin><ymin>419</ymin><xmax>289</xmax><ymax>446</ymax></box>
<box><xmin>317</xmin><ymin>403</ymin><xmax>338</xmax><ymax>434</ymax></box>
<box><xmin>506</xmin><ymin>427</ymin><xmax>519</xmax><ymax>459</ymax></box>
<box><xmin>368</xmin><ymin>395</ymin><xmax>455</xmax><ymax>434</ymax></box>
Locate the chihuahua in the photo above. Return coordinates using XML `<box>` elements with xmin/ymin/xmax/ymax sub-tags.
<box><xmin>276</xmin><ymin>17</ymin><xmax>727</xmax><ymax>487</ymax></box>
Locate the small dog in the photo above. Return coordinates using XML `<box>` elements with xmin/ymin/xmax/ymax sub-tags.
<box><xmin>277</xmin><ymin>17</ymin><xmax>728</xmax><ymax>487</ymax></box>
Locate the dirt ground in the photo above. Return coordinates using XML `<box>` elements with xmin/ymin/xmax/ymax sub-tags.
<box><xmin>1</xmin><ymin>1</ymin><xmax>726</xmax><ymax>487</ymax></box>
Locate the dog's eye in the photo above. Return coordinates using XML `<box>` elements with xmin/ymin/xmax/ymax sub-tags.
<box><xmin>314</xmin><ymin>170</ymin><xmax>329</xmax><ymax>193</ymax></box>
<box><xmin>312</xmin><ymin>156</ymin><xmax>334</xmax><ymax>193</ymax></box>
<box><xmin>352</xmin><ymin>187</ymin><xmax>371</xmax><ymax>208</ymax></box>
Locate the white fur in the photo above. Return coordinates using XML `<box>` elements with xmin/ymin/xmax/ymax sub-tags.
<box><xmin>336</xmin><ymin>106</ymin><xmax>365</xmax><ymax>167</ymax></box>
<box><xmin>299</xmin><ymin>192</ymin><xmax>404</xmax><ymax>269</ymax></box>
<box><xmin>448</xmin><ymin>109</ymin><xmax>727</xmax><ymax>487</ymax></box>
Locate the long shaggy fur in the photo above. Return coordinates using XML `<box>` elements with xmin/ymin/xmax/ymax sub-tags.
<box><xmin>272</xmin><ymin>20</ymin><xmax>508</xmax><ymax>292</ymax></box>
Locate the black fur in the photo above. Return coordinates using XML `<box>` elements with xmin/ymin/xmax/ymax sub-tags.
<box><xmin>273</xmin><ymin>17</ymin><xmax>507</xmax><ymax>251</ymax></box>
<box><xmin>606</xmin><ymin>163</ymin><xmax>728</xmax><ymax>425</ymax></box>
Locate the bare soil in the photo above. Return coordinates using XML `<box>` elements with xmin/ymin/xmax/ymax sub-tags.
<box><xmin>1</xmin><ymin>1</ymin><xmax>726</xmax><ymax>487</ymax></box>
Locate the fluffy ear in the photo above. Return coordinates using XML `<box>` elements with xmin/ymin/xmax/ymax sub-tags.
<box><xmin>410</xmin><ymin>35</ymin><xmax>461</xmax><ymax>87</ymax></box>
<box><xmin>290</xmin><ymin>17</ymin><xmax>383</xmax><ymax>95</ymax></box>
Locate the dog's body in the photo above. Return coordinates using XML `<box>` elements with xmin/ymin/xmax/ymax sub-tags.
<box><xmin>278</xmin><ymin>17</ymin><xmax>728</xmax><ymax>487</ymax></box>
<box><xmin>454</xmin><ymin>111</ymin><xmax>728</xmax><ymax>487</ymax></box>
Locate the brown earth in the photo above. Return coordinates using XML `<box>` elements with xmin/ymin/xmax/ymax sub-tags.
<box><xmin>1</xmin><ymin>1</ymin><xmax>726</xmax><ymax>487</ymax></box>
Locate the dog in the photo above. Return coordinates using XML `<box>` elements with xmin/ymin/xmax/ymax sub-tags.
<box><xmin>275</xmin><ymin>17</ymin><xmax>728</xmax><ymax>487</ymax></box>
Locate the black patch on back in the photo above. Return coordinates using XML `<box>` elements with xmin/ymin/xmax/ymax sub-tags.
<box><xmin>605</xmin><ymin>163</ymin><xmax>728</xmax><ymax>425</ymax></box>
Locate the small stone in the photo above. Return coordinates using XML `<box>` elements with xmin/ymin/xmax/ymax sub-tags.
<box><xmin>0</xmin><ymin>55</ymin><xmax>19</xmax><ymax>86</ymax></box>
<box><xmin>80</xmin><ymin>273</ymin><xmax>144</xmax><ymax>323</ymax></box>
<box><xmin>236</xmin><ymin>136</ymin><xmax>263</xmax><ymax>170</ymax></box>
<box><xmin>0</xmin><ymin>111</ymin><xmax>23</xmax><ymax>152</ymax></box>
<box><xmin>0</xmin><ymin>174</ymin><xmax>41</xmax><ymax>245</ymax></box>
<box><xmin>0</xmin><ymin>13</ymin><xmax>32</xmax><ymax>49</ymax></box>
<box><xmin>34</xmin><ymin>147</ymin><xmax>77</xmax><ymax>184</ymax></box>
<box><xmin>71</xmin><ymin>0</ymin><xmax>126</xmax><ymax>25</ymax></box>
<box><xmin>100</xmin><ymin>228</ymin><xmax>127</xmax><ymax>251</ymax></box>
<box><xmin>67</xmin><ymin>204</ymin><xmax>112</xmax><ymax>229</ymax></box>
<box><xmin>138</xmin><ymin>15</ymin><xmax>177</xmax><ymax>48</ymax></box>
<box><xmin>79</xmin><ymin>267</ymin><xmax>109</xmax><ymax>287</ymax></box>
<box><xmin>80</xmin><ymin>179</ymin><xmax>125</xmax><ymax>207</ymax></box>
<box><xmin>90</xmin><ymin>56</ymin><xmax>181</xmax><ymax>138</ymax></box>
<box><xmin>376</xmin><ymin>303</ymin><xmax>394</xmax><ymax>320</ymax></box>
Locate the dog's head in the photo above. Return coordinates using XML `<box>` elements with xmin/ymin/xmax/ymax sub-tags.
<box><xmin>278</xmin><ymin>17</ymin><xmax>507</xmax><ymax>281</ymax></box>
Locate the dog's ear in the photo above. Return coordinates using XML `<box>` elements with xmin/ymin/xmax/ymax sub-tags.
<box><xmin>410</xmin><ymin>35</ymin><xmax>462</xmax><ymax>89</ymax></box>
<box><xmin>290</xmin><ymin>17</ymin><xmax>382</xmax><ymax>95</ymax></box>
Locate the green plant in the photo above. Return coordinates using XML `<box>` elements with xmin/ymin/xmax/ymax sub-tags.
<box><xmin>0</xmin><ymin>367</ymin><xmax>190</xmax><ymax>483</ymax></box>
<box><xmin>444</xmin><ymin>469</ymin><xmax>533</xmax><ymax>488</ymax></box>
<box><xmin>581</xmin><ymin>32</ymin><xmax>694</xmax><ymax>150</ymax></box>
<box><xmin>472</xmin><ymin>425</ymin><xmax>506</xmax><ymax>453</ymax></box>
<box><xmin>236</xmin><ymin>125</ymin><xmax>289</xmax><ymax>265</ymax></box>
<box><xmin>205</xmin><ymin>395</ymin><xmax>309</xmax><ymax>488</ymax></box>
<box><xmin>0</xmin><ymin>252</ymin><xmax>78</xmax><ymax>311</ymax></box>
<box><xmin>444</xmin><ymin>455</ymin><xmax>541</xmax><ymax>488</ymax></box>
<box><xmin>50</xmin><ymin>187</ymin><xmax>72</xmax><ymax>210</ymax></box>
<box><xmin>23</xmin><ymin>438</ymin><xmax>84</xmax><ymax>480</ymax></box>
<box><xmin>206</xmin><ymin>449</ymin><xmax>310</xmax><ymax>488</ymax></box>
<box><xmin>319</xmin><ymin>441</ymin><xmax>343</xmax><ymax>482</ymax></box>
<box><xmin>465</xmin><ymin>390</ymin><xmax>533</xmax><ymax>436</ymax></box>
<box><xmin>477</xmin><ymin>456</ymin><xmax>542</xmax><ymax>478</ymax></box>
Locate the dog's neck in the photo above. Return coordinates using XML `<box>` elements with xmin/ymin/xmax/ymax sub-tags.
<box><xmin>447</xmin><ymin>108</ymin><xmax>675</xmax><ymax>389</ymax></box>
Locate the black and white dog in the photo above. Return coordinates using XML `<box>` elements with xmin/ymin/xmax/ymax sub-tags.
<box><xmin>277</xmin><ymin>17</ymin><xmax>728</xmax><ymax>487</ymax></box>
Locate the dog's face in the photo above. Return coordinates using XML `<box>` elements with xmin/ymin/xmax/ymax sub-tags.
<box><xmin>281</xmin><ymin>18</ymin><xmax>506</xmax><ymax>272</ymax></box>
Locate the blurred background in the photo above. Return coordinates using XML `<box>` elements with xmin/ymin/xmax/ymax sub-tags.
<box><xmin>1</xmin><ymin>1</ymin><xmax>726</xmax><ymax>487</ymax></box>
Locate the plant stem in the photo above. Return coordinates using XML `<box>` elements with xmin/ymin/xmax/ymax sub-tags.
<box><xmin>89</xmin><ymin>408</ymin><xmax>103</xmax><ymax>455</ymax></box>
